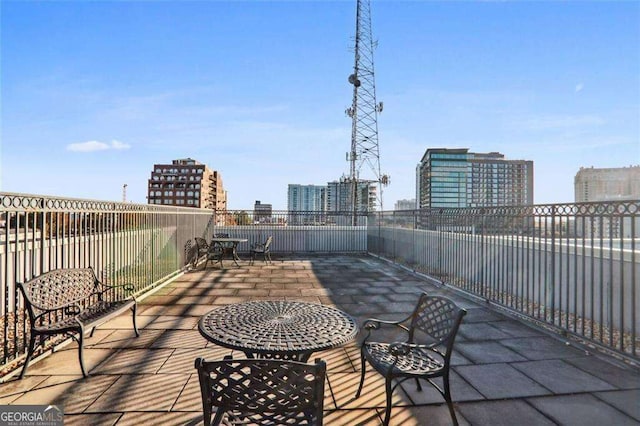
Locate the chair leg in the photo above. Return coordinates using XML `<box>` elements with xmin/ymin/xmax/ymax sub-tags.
<box><xmin>443</xmin><ymin>372</ymin><xmax>459</xmax><ymax>426</ymax></box>
<box><xmin>132</xmin><ymin>304</ymin><xmax>140</xmax><ymax>337</ymax></box>
<box><xmin>415</xmin><ymin>377</ymin><xmax>422</xmax><ymax>391</ymax></box>
<box><xmin>383</xmin><ymin>377</ymin><xmax>393</xmax><ymax>426</ymax></box>
<box><xmin>19</xmin><ymin>335</ymin><xmax>37</xmax><ymax>379</ymax></box>
<box><xmin>78</xmin><ymin>330</ymin><xmax>88</xmax><ymax>378</ymax></box>
<box><xmin>210</xmin><ymin>408</ymin><xmax>224</xmax><ymax>426</ymax></box>
<box><xmin>355</xmin><ymin>350</ymin><xmax>367</xmax><ymax>398</ymax></box>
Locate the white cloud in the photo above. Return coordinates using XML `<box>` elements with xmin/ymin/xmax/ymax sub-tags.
<box><xmin>575</xmin><ymin>83</ymin><xmax>584</xmax><ymax>93</ymax></box>
<box><xmin>111</xmin><ymin>140</ymin><xmax>131</xmax><ymax>150</ymax></box>
<box><xmin>66</xmin><ymin>140</ymin><xmax>131</xmax><ymax>152</ymax></box>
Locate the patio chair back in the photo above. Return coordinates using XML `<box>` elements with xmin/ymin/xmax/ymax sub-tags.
<box><xmin>194</xmin><ymin>237</ymin><xmax>209</xmax><ymax>255</ymax></box>
<box><xmin>195</xmin><ymin>356</ymin><xmax>326</xmax><ymax>425</ymax></box>
<box><xmin>409</xmin><ymin>293</ymin><xmax>465</xmax><ymax>352</ymax></box>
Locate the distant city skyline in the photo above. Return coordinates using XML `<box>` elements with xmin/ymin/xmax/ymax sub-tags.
<box><xmin>2</xmin><ymin>1</ymin><xmax>638</xmax><ymax>209</ymax></box>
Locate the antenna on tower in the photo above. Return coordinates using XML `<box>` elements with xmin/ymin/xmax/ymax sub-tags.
<box><xmin>122</xmin><ymin>184</ymin><xmax>127</xmax><ymax>203</ymax></box>
<box><xmin>346</xmin><ymin>0</ymin><xmax>389</xmax><ymax>224</ymax></box>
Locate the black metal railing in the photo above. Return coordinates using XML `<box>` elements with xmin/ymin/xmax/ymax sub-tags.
<box><xmin>368</xmin><ymin>201</ymin><xmax>640</xmax><ymax>361</ymax></box>
<box><xmin>3</xmin><ymin>192</ymin><xmax>637</xmax><ymax>371</ymax></box>
<box><xmin>0</xmin><ymin>192</ymin><xmax>214</xmax><ymax>371</ymax></box>
<box><xmin>211</xmin><ymin>210</ymin><xmax>368</xmax><ymax>254</ymax></box>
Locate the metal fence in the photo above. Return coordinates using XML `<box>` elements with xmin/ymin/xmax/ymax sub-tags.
<box><xmin>212</xmin><ymin>210</ymin><xmax>367</xmax><ymax>254</ymax></box>
<box><xmin>368</xmin><ymin>201</ymin><xmax>640</xmax><ymax>361</ymax></box>
<box><xmin>3</xmin><ymin>192</ymin><xmax>637</xmax><ymax>369</ymax></box>
<box><xmin>0</xmin><ymin>198</ymin><xmax>368</xmax><ymax>373</ymax></box>
<box><xmin>0</xmin><ymin>192</ymin><xmax>214</xmax><ymax>371</ymax></box>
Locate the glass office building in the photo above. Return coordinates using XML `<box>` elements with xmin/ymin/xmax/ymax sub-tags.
<box><xmin>417</xmin><ymin>149</ymin><xmax>533</xmax><ymax>209</ymax></box>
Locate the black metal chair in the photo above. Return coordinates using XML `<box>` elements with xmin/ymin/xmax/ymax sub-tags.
<box><xmin>184</xmin><ymin>239</ymin><xmax>199</xmax><ymax>269</ymax></box>
<box><xmin>194</xmin><ymin>356</ymin><xmax>326</xmax><ymax>426</ymax></box>
<box><xmin>354</xmin><ymin>293</ymin><xmax>466</xmax><ymax>426</ymax></box>
<box><xmin>213</xmin><ymin>233</ymin><xmax>235</xmax><ymax>259</ymax></box>
<box><xmin>194</xmin><ymin>237</ymin><xmax>210</xmax><ymax>258</ymax></box>
<box><xmin>250</xmin><ymin>236</ymin><xmax>273</xmax><ymax>265</ymax></box>
<box><xmin>202</xmin><ymin>244</ymin><xmax>224</xmax><ymax>269</ymax></box>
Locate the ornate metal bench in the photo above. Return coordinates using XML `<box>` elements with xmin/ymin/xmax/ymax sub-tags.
<box><xmin>17</xmin><ymin>267</ymin><xmax>139</xmax><ymax>378</ymax></box>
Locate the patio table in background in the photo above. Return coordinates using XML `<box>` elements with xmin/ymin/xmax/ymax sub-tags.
<box><xmin>198</xmin><ymin>300</ymin><xmax>359</xmax><ymax>361</ymax></box>
<box><xmin>209</xmin><ymin>237</ymin><xmax>248</xmax><ymax>267</ymax></box>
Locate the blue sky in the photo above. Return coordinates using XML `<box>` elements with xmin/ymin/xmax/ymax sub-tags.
<box><xmin>1</xmin><ymin>0</ymin><xmax>638</xmax><ymax>210</ymax></box>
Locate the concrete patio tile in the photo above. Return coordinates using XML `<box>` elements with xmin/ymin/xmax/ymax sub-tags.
<box><xmin>313</xmin><ymin>347</ymin><xmax>356</xmax><ymax>373</ymax></box>
<box><xmin>117</xmin><ymin>411</ymin><xmax>202</xmax><ymax>425</ymax></box>
<box><xmin>22</xmin><ymin>347</ymin><xmax>115</xmax><ymax>377</ymax></box>
<box><xmin>512</xmin><ymin>359</ymin><xmax>616</xmax><ymax>393</ymax></box>
<box><xmin>383</xmin><ymin>405</ymin><xmax>471</xmax><ymax>426</ymax></box>
<box><xmin>173</xmin><ymin>295</ymin><xmax>217</xmax><ymax>305</ymax></box>
<box><xmin>11</xmin><ymin>374</ymin><xmax>118</xmax><ymax>413</ymax></box>
<box><xmin>158</xmin><ymin>347</ymin><xmax>230</xmax><ymax>374</ymax></box>
<box><xmin>0</xmin><ymin>393</ymin><xmax>22</xmax><ymax>404</ymax></box>
<box><xmin>456</xmin><ymin>341</ymin><xmax>527</xmax><ymax>364</ymax></box>
<box><xmin>267</xmin><ymin>289</ymin><xmax>303</xmax><ymax>297</ymax></box>
<box><xmin>63</xmin><ymin>413</ymin><xmax>121</xmax><ymax>425</ymax></box>
<box><xmin>91</xmin><ymin>329</ymin><xmax>163</xmax><ymax>349</ymax></box>
<box><xmin>236</xmin><ymin>288</ymin><xmax>270</xmax><ymax>296</ymax></box>
<box><xmin>324</xmin><ymin>408</ymin><xmax>382</xmax><ymax>425</ymax></box>
<box><xmin>139</xmin><ymin>295</ymin><xmax>185</xmax><ymax>305</ymax></box>
<box><xmin>326</xmin><ymin>371</ymin><xmax>408</xmax><ymax>410</ymax></box>
<box><xmin>450</xmin><ymin>350</ymin><xmax>473</xmax><ymax>366</ymax></box>
<box><xmin>0</xmin><ymin>375</ymin><xmax>49</xmax><ymax>400</ymax></box>
<box><xmin>594</xmin><ymin>389</ymin><xmax>640</xmax><ymax>421</ymax></box>
<box><xmin>171</xmin><ymin>374</ymin><xmax>202</xmax><ymax>412</ymax></box>
<box><xmin>488</xmin><ymin>320</ymin><xmax>546</xmax><ymax>338</ymax></box>
<box><xmin>401</xmin><ymin>371</ymin><xmax>484</xmax><ymax>404</ymax></box>
<box><xmin>150</xmin><ymin>330</ymin><xmax>208</xmax><ymax>349</ymax></box>
<box><xmin>458</xmin><ymin>323</ymin><xmax>513</xmax><ymax>341</ymax></box>
<box><xmin>565</xmin><ymin>355</ymin><xmax>640</xmax><ymax>389</ymax></box>
<box><xmin>99</xmin><ymin>312</ymin><xmax>154</xmax><ymax>330</ymax></box>
<box><xmin>458</xmin><ymin>307</ymin><xmax>507</xmax><ymax>323</ymax></box>
<box><xmin>144</xmin><ymin>315</ymin><xmax>199</xmax><ymax>330</ymax></box>
<box><xmin>500</xmin><ymin>336</ymin><xmax>585</xmax><ymax>360</ymax></box>
<box><xmin>4</xmin><ymin>255</ymin><xmax>638</xmax><ymax>426</ymax></box>
<box><xmin>170</xmin><ymin>288</ymin><xmax>235</xmax><ymax>298</ymax></box>
<box><xmin>457</xmin><ymin>399</ymin><xmax>555</xmax><ymax>426</ymax></box>
<box><xmin>528</xmin><ymin>393</ymin><xmax>639</xmax><ymax>425</ymax></box>
<box><xmin>92</xmin><ymin>349</ymin><xmax>173</xmax><ymax>375</ymax></box>
<box><xmin>352</xmin><ymin>295</ymin><xmax>393</xmax><ymax>304</ymax></box>
<box><xmin>86</xmin><ymin>374</ymin><xmax>190</xmax><ymax>412</ymax></box>
<box><xmin>283</xmin><ymin>296</ymin><xmax>323</xmax><ymax>303</ymax></box>
<box><xmin>211</xmin><ymin>296</ymin><xmax>250</xmax><ymax>304</ymax></box>
<box><xmin>455</xmin><ymin>363</ymin><xmax>551</xmax><ymax>399</ymax></box>
<box><xmin>390</xmin><ymin>286</ymin><xmax>426</xmax><ymax>295</ymax></box>
<box><xmin>372</xmin><ymin>301</ymin><xmax>419</xmax><ymax>314</ymax></box>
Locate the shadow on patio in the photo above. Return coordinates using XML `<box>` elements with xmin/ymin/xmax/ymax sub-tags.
<box><xmin>1</xmin><ymin>255</ymin><xmax>639</xmax><ymax>425</ymax></box>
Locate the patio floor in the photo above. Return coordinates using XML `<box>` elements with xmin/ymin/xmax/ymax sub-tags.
<box><xmin>1</xmin><ymin>255</ymin><xmax>639</xmax><ymax>425</ymax></box>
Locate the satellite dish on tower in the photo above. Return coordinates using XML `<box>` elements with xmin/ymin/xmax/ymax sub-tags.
<box><xmin>348</xmin><ymin>74</ymin><xmax>361</xmax><ymax>87</ymax></box>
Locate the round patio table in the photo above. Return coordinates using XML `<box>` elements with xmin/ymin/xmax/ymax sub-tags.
<box><xmin>198</xmin><ymin>300</ymin><xmax>359</xmax><ymax>361</ymax></box>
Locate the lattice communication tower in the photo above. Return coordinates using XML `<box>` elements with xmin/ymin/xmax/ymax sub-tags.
<box><xmin>346</xmin><ymin>0</ymin><xmax>389</xmax><ymax>218</ymax></box>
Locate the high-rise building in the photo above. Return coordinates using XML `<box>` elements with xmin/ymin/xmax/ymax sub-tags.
<box><xmin>574</xmin><ymin>166</ymin><xmax>640</xmax><ymax>202</ymax></box>
<box><xmin>574</xmin><ymin>165</ymin><xmax>640</xmax><ymax>238</ymax></box>
<box><xmin>416</xmin><ymin>148</ymin><xmax>533</xmax><ymax>209</ymax></box>
<box><xmin>394</xmin><ymin>199</ymin><xmax>416</xmax><ymax>211</ymax></box>
<box><xmin>287</xmin><ymin>185</ymin><xmax>327</xmax><ymax>211</ymax></box>
<box><xmin>147</xmin><ymin>158</ymin><xmax>226</xmax><ymax>209</ymax></box>
<box><xmin>253</xmin><ymin>200</ymin><xmax>272</xmax><ymax>223</ymax></box>
<box><xmin>327</xmin><ymin>178</ymin><xmax>377</xmax><ymax>213</ymax></box>
<box><xmin>287</xmin><ymin>185</ymin><xmax>327</xmax><ymax>225</ymax></box>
